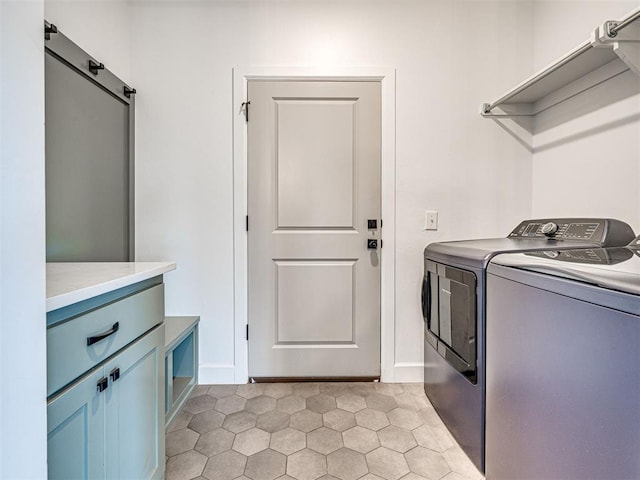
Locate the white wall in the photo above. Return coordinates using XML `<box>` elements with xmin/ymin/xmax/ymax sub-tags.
<box><xmin>531</xmin><ymin>1</ymin><xmax>640</xmax><ymax>230</ymax></box>
<box><xmin>45</xmin><ymin>0</ymin><xmax>132</xmax><ymax>84</ymax></box>
<box><xmin>0</xmin><ymin>1</ymin><xmax>47</xmax><ymax>478</ymax></box>
<box><xmin>131</xmin><ymin>0</ymin><xmax>534</xmax><ymax>382</ymax></box>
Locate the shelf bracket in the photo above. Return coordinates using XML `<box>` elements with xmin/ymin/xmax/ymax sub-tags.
<box><xmin>480</xmin><ymin>103</ymin><xmax>492</xmax><ymax>116</ymax></box>
<box><xmin>479</xmin><ymin>103</ymin><xmax>534</xmax><ymax>118</ymax></box>
<box><xmin>592</xmin><ymin>20</ymin><xmax>640</xmax><ymax>76</ymax></box>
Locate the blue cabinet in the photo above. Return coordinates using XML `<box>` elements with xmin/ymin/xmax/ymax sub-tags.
<box><xmin>48</xmin><ymin>369</ymin><xmax>105</xmax><ymax>479</ymax></box>
<box><xmin>47</xmin><ymin>280</ymin><xmax>166</xmax><ymax>479</ymax></box>
<box><xmin>47</xmin><ymin>283</ymin><xmax>165</xmax><ymax>397</ymax></box>
<box><xmin>105</xmin><ymin>325</ymin><xmax>165</xmax><ymax>480</ymax></box>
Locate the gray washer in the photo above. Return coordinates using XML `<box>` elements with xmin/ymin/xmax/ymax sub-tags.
<box><xmin>486</xmin><ymin>246</ymin><xmax>640</xmax><ymax>480</ymax></box>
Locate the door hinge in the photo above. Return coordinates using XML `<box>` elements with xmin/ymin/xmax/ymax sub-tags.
<box><xmin>241</xmin><ymin>101</ymin><xmax>251</xmax><ymax>122</ymax></box>
<box><xmin>246</xmin><ymin>215</ymin><xmax>249</xmax><ymax>232</ymax></box>
<box><xmin>246</xmin><ymin>324</ymin><xmax>249</xmax><ymax>341</ymax></box>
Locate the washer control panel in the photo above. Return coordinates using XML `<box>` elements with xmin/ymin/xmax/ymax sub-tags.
<box><xmin>508</xmin><ymin>218</ymin><xmax>635</xmax><ymax>246</ymax></box>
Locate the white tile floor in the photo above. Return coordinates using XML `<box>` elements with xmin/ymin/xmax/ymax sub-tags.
<box><xmin>165</xmin><ymin>382</ymin><xmax>484</xmax><ymax>480</ymax></box>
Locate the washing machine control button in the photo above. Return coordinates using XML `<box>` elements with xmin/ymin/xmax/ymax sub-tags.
<box><xmin>541</xmin><ymin>222</ymin><xmax>559</xmax><ymax>237</ymax></box>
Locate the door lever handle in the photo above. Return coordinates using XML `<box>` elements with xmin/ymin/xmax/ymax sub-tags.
<box><xmin>367</xmin><ymin>239</ymin><xmax>378</xmax><ymax>249</ymax></box>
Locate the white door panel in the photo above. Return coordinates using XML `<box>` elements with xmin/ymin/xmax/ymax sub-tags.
<box><xmin>276</xmin><ymin>99</ymin><xmax>355</xmax><ymax>229</ymax></box>
<box><xmin>248</xmin><ymin>80</ymin><xmax>381</xmax><ymax>378</ymax></box>
<box><xmin>275</xmin><ymin>260</ymin><xmax>355</xmax><ymax>344</ymax></box>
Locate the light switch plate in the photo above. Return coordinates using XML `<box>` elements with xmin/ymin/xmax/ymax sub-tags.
<box><xmin>425</xmin><ymin>211</ymin><xmax>438</xmax><ymax>230</ymax></box>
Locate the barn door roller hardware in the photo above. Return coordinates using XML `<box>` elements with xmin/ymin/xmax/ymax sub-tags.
<box><xmin>124</xmin><ymin>86</ymin><xmax>137</xmax><ymax>98</ymax></box>
<box><xmin>44</xmin><ymin>22</ymin><xmax>58</xmax><ymax>41</ymax></box>
<box><xmin>88</xmin><ymin>59</ymin><xmax>105</xmax><ymax>75</ymax></box>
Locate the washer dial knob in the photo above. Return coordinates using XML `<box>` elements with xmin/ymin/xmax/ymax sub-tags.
<box><xmin>541</xmin><ymin>222</ymin><xmax>559</xmax><ymax>237</ymax></box>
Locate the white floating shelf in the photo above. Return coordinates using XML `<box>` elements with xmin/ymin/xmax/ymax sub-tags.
<box><xmin>481</xmin><ymin>7</ymin><xmax>640</xmax><ymax>118</ymax></box>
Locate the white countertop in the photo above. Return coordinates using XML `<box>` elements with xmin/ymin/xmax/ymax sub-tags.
<box><xmin>47</xmin><ymin>262</ymin><xmax>176</xmax><ymax>312</ymax></box>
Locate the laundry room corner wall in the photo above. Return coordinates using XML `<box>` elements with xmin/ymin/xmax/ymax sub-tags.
<box><xmin>131</xmin><ymin>0</ymin><xmax>534</xmax><ymax>384</ymax></box>
<box><xmin>0</xmin><ymin>0</ymin><xmax>47</xmax><ymax>477</ymax></box>
<box><xmin>531</xmin><ymin>1</ymin><xmax>640</xmax><ymax>232</ymax></box>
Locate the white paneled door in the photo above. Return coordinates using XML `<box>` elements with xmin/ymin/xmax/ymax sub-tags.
<box><xmin>248</xmin><ymin>80</ymin><xmax>381</xmax><ymax>378</ymax></box>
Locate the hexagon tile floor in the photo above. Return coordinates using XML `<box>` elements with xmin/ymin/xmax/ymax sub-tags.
<box><xmin>165</xmin><ymin>382</ymin><xmax>484</xmax><ymax>480</ymax></box>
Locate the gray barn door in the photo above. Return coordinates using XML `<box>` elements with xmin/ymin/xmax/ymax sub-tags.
<box><xmin>45</xmin><ymin>50</ymin><xmax>131</xmax><ymax>261</ymax></box>
<box><xmin>248</xmin><ymin>80</ymin><xmax>382</xmax><ymax>378</ymax></box>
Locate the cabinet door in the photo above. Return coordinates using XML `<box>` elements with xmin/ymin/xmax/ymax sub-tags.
<box><xmin>48</xmin><ymin>369</ymin><xmax>105</xmax><ymax>480</ymax></box>
<box><xmin>104</xmin><ymin>325</ymin><xmax>165</xmax><ymax>480</ymax></box>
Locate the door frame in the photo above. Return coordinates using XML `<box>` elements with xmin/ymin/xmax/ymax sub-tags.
<box><xmin>232</xmin><ymin>66</ymin><xmax>396</xmax><ymax>383</ymax></box>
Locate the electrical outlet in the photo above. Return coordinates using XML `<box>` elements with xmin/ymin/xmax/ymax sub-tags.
<box><xmin>425</xmin><ymin>211</ymin><xmax>438</xmax><ymax>230</ymax></box>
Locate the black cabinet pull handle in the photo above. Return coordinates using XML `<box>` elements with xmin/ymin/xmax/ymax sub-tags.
<box><xmin>87</xmin><ymin>322</ymin><xmax>119</xmax><ymax>346</ymax></box>
<box><xmin>97</xmin><ymin>377</ymin><xmax>108</xmax><ymax>393</ymax></box>
<box><xmin>110</xmin><ymin>368</ymin><xmax>120</xmax><ymax>382</ymax></box>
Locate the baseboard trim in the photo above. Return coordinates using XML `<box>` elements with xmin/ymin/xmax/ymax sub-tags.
<box><xmin>198</xmin><ymin>364</ymin><xmax>236</xmax><ymax>384</ymax></box>
<box><xmin>251</xmin><ymin>376</ymin><xmax>380</xmax><ymax>383</ymax></box>
<box><xmin>197</xmin><ymin>363</ymin><xmax>424</xmax><ymax>384</ymax></box>
<box><xmin>393</xmin><ymin>362</ymin><xmax>424</xmax><ymax>383</ymax></box>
